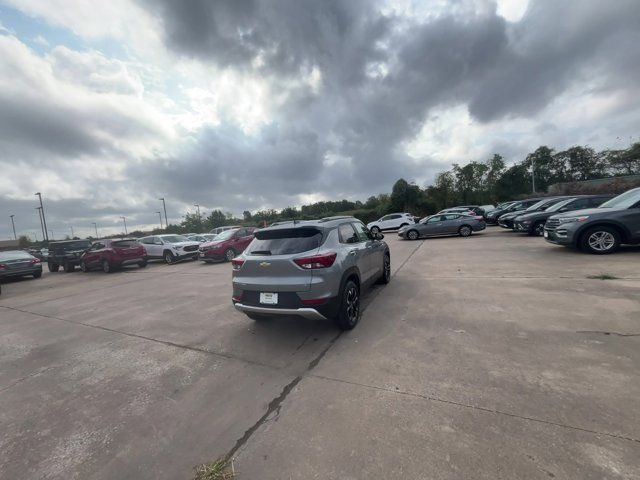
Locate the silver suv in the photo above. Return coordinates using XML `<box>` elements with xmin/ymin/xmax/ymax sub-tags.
<box><xmin>231</xmin><ymin>216</ymin><xmax>391</xmax><ymax>330</ymax></box>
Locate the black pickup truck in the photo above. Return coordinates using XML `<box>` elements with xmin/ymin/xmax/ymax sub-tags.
<box><xmin>47</xmin><ymin>239</ymin><xmax>92</xmax><ymax>272</ymax></box>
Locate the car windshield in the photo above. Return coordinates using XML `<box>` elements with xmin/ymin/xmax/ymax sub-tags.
<box><xmin>0</xmin><ymin>250</ymin><xmax>32</xmax><ymax>260</ymax></box>
<box><xmin>249</xmin><ymin>227</ymin><xmax>323</xmax><ymax>255</ymax></box>
<box><xmin>213</xmin><ymin>229</ymin><xmax>237</xmax><ymax>241</ymax></box>
<box><xmin>525</xmin><ymin>199</ymin><xmax>551</xmax><ymax>211</ymax></box>
<box><xmin>546</xmin><ymin>198</ymin><xmax>577</xmax><ymax>212</ymax></box>
<box><xmin>161</xmin><ymin>235</ymin><xmax>189</xmax><ymax>243</ymax></box>
<box><xmin>598</xmin><ymin>189</ymin><xmax>640</xmax><ymax>209</ymax></box>
<box><xmin>203</xmin><ymin>234</ymin><xmax>217</xmax><ymax>241</ymax></box>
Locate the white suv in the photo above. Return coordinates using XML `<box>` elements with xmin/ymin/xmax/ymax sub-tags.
<box><xmin>138</xmin><ymin>234</ymin><xmax>200</xmax><ymax>264</ymax></box>
<box><xmin>367</xmin><ymin>213</ymin><xmax>415</xmax><ymax>234</ymax></box>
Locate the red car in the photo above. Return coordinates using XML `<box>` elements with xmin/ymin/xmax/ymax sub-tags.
<box><xmin>80</xmin><ymin>239</ymin><xmax>148</xmax><ymax>273</ymax></box>
<box><xmin>199</xmin><ymin>227</ymin><xmax>255</xmax><ymax>263</ymax></box>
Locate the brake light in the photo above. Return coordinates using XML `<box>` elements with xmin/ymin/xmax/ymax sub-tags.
<box><xmin>231</xmin><ymin>258</ymin><xmax>244</xmax><ymax>270</ymax></box>
<box><xmin>301</xmin><ymin>298</ymin><xmax>328</xmax><ymax>306</ymax></box>
<box><xmin>294</xmin><ymin>252</ymin><xmax>337</xmax><ymax>269</ymax></box>
<box><xmin>232</xmin><ymin>293</ymin><xmax>243</xmax><ymax>302</ymax></box>
<box><xmin>31</xmin><ymin>258</ymin><xmax>41</xmax><ymax>264</ymax></box>
<box><xmin>0</xmin><ymin>263</ymin><xmax>5</xmax><ymax>270</ymax></box>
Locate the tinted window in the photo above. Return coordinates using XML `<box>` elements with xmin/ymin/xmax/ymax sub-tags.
<box><xmin>379</xmin><ymin>215</ymin><xmax>391</xmax><ymax>221</ymax></box>
<box><xmin>388</xmin><ymin>214</ymin><xmax>401</xmax><ymax>219</ymax></box>
<box><xmin>567</xmin><ymin>198</ymin><xmax>591</xmax><ymax>210</ymax></box>
<box><xmin>249</xmin><ymin>228</ymin><xmax>323</xmax><ymax>255</ymax></box>
<box><xmin>588</xmin><ymin>197</ymin><xmax>609</xmax><ymax>207</ymax></box>
<box><xmin>55</xmin><ymin>241</ymin><xmax>91</xmax><ymax>251</ymax></box>
<box><xmin>139</xmin><ymin>237</ymin><xmax>153</xmax><ymax>245</ymax></box>
<box><xmin>444</xmin><ymin>214</ymin><xmax>460</xmax><ymax>220</ymax></box>
<box><xmin>352</xmin><ymin>222</ymin><xmax>372</xmax><ymax>242</ymax></box>
<box><xmin>338</xmin><ymin>223</ymin><xmax>359</xmax><ymax>244</ymax></box>
<box><xmin>546</xmin><ymin>198</ymin><xmax>578</xmax><ymax>212</ymax></box>
<box><xmin>112</xmin><ymin>240</ymin><xmax>139</xmax><ymax>247</ymax></box>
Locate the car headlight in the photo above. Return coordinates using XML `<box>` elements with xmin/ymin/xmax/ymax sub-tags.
<box><xmin>557</xmin><ymin>215</ymin><xmax>589</xmax><ymax>224</ymax></box>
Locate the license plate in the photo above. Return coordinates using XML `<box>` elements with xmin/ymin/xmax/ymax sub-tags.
<box><xmin>260</xmin><ymin>292</ymin><xmax>278</xmax><ymax>305</ymax></box>
<box><xmin>544</xmin><ymin>231</ymin><xmax>548</xmax><ymax>238</ymax></box>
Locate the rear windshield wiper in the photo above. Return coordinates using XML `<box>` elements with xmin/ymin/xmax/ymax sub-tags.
<box><xmin>250</xmin><ymin>250</ymin><xmax>272</xmax><ymax>255</ymax></box>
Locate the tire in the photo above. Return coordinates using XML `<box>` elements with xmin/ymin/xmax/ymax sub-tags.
<box><xmin>336</xmin><ymin>279</ymin><xmax>360</xmax><ymax>330</ymax></box>
<box><xmin>102</xmin><ymin>259</ymin><xmax>113</xmax><ymax>273</ymax></box>
<box><xmin>80</xmin><ymin>261</ymin><xmax>88</xmax><ymax>272</ymax></box>
<box><xmin>458</xmin><ymin>225</ymin><xmax>472</xmax><ymax>237</ymax></box>
<box><xmin>407</xmin><ymin>229</ymin><xmax>419</xmax><ymax>241</ymax></box>
<box><xmin>33</xmin><ymin>271</ymin><xmax>42</xmax><ymax>279</ymax></box>
<box><xmin>370</xmin><ymin>226</ymin><xmax>380</xmax><ymax>234</ymax></box>
<box><xmin>164</xmin><ymin>251</ymin><xmax>175</xmax><ymax>264</ymax></box>
<box><xmin>246</xmin><ymin>313</ymin><xmax>269</xmax><ymax>321</ymax></box>
<box><xmin>530</xmin><ymin>221</ymin><xmax>545</xmax><ymax>236</ymax></box>
<box><xmin>580</xmin><ymin>226</ymin><xmax>620</xmax><ymax>254</ymax></box>
<box><xmin>377</xmin><ymin>253</ymin><xmax>391</xmax><ymax>285</ymax></box>
<box><xmin>63</xmin><ymin>262</ymin><xmax>75</xmax><ymax>273</ymax></box>
<box><xmin>48</xmin><ymin>262</ymin><xmax>59</xmax><ymax>272</ymax></box>
<box><xmin>138</xmin><ymin>260</ymin><xmax>147</xmax><ymax>268</ymax></box>
<box><xmin>224</xmin><ymin>248</ymin><xmax>237</xmax><ymax>262</ymax></box>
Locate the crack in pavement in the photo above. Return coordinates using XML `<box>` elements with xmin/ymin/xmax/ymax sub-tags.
<box><xmin>577</xmin><ymin>330</ymin><xmax>640</xmax><ymax>337</ymax></box>
<box><xmin>308</xmin><ymin>374</ymin><xmax>640</xmax><ymax>445</ymax></box>
<box><xmin>0</xmin><ymin>305</ymin><xmax>279</xmax><ymax>373</ymax></box>
<box><xmin>218</xmin><ymin>239</ymin><xmax>427</xmax><ymax>464</ymax></box>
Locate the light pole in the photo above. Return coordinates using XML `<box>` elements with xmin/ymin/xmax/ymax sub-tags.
<box><xmin>35</xmin><ymin>207</ymin><xmax>45</xmax><ymax>242</ymax></box>
<box><xmin>159</xmin><ymin>198</ymin><xmax>168</xmax><ymax>229</ymax></box>
<box><xmin>120</xmin><ymin>216</ymin><xmax>128</xmax><ymax>235</ymax></box>
<box><xmin>156</xmin><ymin>211</ymin><xmax>163</xmax><ymax>230</ymax></box>
<box><xmin>531</xmin><ymin>157</ymin><xmax>536</xmax><ymax>193</ymax></box>
<box><xmin>194</xmin><ymin>204</ymin><xmax>201</xmax><ymax>230</ymax></box>
<box><xmin>9</xmin><ymin>214</ymin><xmax>17</xmax><ymax>240</ymax></box>
<box><xmin>35</xmin><ymin>192</ymin><xmax>49</xmax><ymax>242</ymax></box>
<box><xmin>92</xmin><ymin>222</ymin><xmax>99</xmax><ymax>238</ymax></box>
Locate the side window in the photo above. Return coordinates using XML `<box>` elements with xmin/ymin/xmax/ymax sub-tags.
<box><xmin>388</xmin><ymin>214</ymin><xmax>401</xmax><ymax>220</ymax></box>
<box><xmin>140</xmin><ymin>237</ymin><xmax>152</xmax><ymax>245</ymax></box>
<box><xmin>444</xmin><ymin>214</ymin><xmax>459</xmax><ymax>221</ymax></box>
<box><xmin>570</xmin><ymin>198</ymin><xmax>590</xmax><ymax>210</ymax></box>
<box><xmin>379</xmin><ymin>215</ymin><xmax>391</xmax><ymax>222</ymax></box>
<box><xmin>352</xmin><ymin>222</ymin><xmax>372</xmax><ymax>242</ymax></box>
<box><xmin>589</xmin><ymin>197</ymin><xmax>607</xmax><ymax>207</ymax></box>
<box><xmin>236</xmin><ymin>228</ymin><xmax>247</xmax><ymax>238</ymax></box>
<box><xmin>153</xmin><ymin>237</ymin><xmax>163</xmax><ymax>245</ymax></box>
<box><xmin>427</xmin><ymin>215</ymin><xmax>443</xmax><ymax>223</ymax></box>
<box><xmin>93</xmin><ymin>242</ymin><xmax>105</xmax><ymax>250</ymax></box>
<box><xmin>338</xmin><ymin>223</ymin><xmax>359</xmax><ymax>244</ymax></box>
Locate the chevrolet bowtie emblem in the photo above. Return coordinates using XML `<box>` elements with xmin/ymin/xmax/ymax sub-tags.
<box><xmin>259</xmin><ymin>262</ymin><xmax>271</xmax><ymax>267</ymax></box>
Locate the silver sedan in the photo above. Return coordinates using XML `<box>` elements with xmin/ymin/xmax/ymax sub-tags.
<box><xmin>398</xmin><ymin>214</ymin><xmax>486</xmax><ymax>240</ymax></box>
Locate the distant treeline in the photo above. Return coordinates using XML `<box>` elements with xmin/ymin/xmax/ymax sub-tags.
<box><xmin>150</xmin><ymin>141</ymin><xmax>640</xmax><ymax>234</ymax></box>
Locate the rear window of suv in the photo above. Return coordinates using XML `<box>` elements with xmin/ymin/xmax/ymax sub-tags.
<box><xmin>249</xmin><ymin>227</ymin><xmax>323</xmax><ymax>255</ymax></box>
<box><xmin>112</xmin><ymin>240</ymin><xmax>139</xmax><ymax>247</ymax></box>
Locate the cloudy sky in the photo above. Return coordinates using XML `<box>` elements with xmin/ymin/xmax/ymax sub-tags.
<box><xmin>1</xmin><ymin>0</ymin><xmax>639</xmax><ymax>239</ymax></box>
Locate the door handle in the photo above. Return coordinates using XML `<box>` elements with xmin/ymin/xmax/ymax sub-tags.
<box><xmin>348</xmin><ymin>250</ymin><xmax>357</xmax><ymax>256</ymax></box>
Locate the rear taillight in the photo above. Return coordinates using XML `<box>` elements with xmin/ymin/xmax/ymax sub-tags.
<box><xmin>232</xmin><ymin>293</ymin><xmax>243</xmax><ymax>302</ymax></box>
<box><xmin>294</xmin><ymin>252</ymin><xmax>337</xmax><ymax>269</ymax></box>
<box><xmin>31</xmin><ymin>258</ymin><xmax>41</xmax><ymax>264</ymax></box>
<box><xmin>231</xmin><ymin>258</ymin><xmax>244</xmax><ymax>270</ymax></box>
<box><xmin>474</xmin><ymin>216</ymin><xmax>484</xmax><ymax>220</ymax></box>
<box><xmin>0</xmin><ymin>263</ymin><xmax>6</xmax><ymax>270</ymax></box>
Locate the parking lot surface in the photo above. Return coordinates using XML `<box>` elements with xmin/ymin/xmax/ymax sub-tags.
<box><xmin>1</xmin><ymin>231</ymin><xmax>639</xmax><ymax>479</ymax></box>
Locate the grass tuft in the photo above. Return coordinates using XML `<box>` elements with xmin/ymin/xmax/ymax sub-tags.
<box><xmin>587</xmin><ymin>274</ymin><xmax>619</xmax><ymax>280</ymax></box>
<box><xmin>193</xmin><ymin>459</ymin><xmax>234</xmax><ymax>480</ymax></box>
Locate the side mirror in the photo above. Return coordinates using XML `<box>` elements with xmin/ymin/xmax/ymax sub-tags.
<box><xmin>374</xmin><ymin>232</ymin><xmax>384</xmax><ymax>240</ymax></box>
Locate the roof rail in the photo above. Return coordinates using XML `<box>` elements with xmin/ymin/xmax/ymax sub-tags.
<box><xmin>318</xmin><ymin>215</ymin><xmax>354</xmax><ymax>222</ymax></box>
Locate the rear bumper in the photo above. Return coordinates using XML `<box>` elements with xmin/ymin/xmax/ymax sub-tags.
<box><xmin>115</xmin><ymin>257</ymin><xmax>146</xmax><ymax>266</ymax></box>
<box><xmin>233</xmin><ymin>302</ymin><xmax>328</xmax><ymax>320</ymax></box>
<box><xmin>0</xmin><ymin>266</ymin><xmax>42</xmax><ymax>278</ymax></box>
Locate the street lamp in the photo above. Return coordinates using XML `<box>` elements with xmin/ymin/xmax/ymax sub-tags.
<box><xmin>9</xmin><ymin>214</ymin><xmax>16</xmax><ymax>240</ymax></box>
<box><xmin>35</xmin><ymin>207</ymin><xmax>45</xmax><ymax>242</ymax></box>
<box><xmin>35</xmin><ymin>192</ymin><xmax>49</xmax><ymax>242</ymax></box>
<box><xmin>92</xmin><ymin>222</ymin><xmax>99</xmax><ymax>238</ymax></box>
<box><xmin>159</xmin><ymin>198</ymin><xmax>168</xmax><ymax>229</ymax></box>
<box><xmin>120</xmin><ymin>216</ymin><xmax>128</xmax><ymax>235</ymax></box>
<box><xmin>156</xmin><ymin>211</ymin><xmax>163</xmax><ymax>230</ymax></box>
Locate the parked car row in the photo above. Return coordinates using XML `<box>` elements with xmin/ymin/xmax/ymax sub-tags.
<box><xmin>488</xmin><ymin>187</ymin><xmax>640</xmax><ymax>254</ymax></box>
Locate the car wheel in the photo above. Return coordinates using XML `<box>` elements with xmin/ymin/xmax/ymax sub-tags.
<box><xmin>80</xmin><ymin>261</ymin><xmax>88</xmax><ymax>272</ymax></box>
<box><xmin>531</xmin><ymin>221</ymin><xmax>545</xmax><ymax>236</ymax></box>
<box><xmin>407</xmin><ymin>229</ymin><xmax>419</xmax><ymax>241</ymax></box>
<box><xmin>246</xmin><ymin>313</ymin><xmax>269</xmax><ymax>321</ymax></box>
<box><xmin>377</xmin><ymin>253</ymin><xmax>391</xmax><ymax>285</ymax></box>
<box><xmin>33</xmin><ymin>271</ymin><xmax>42</xmax><ymax>278</ymax></box>
<box><xmin>63</xmin><ymin>261</ymin><xmax>75</xmax><ymax>272</ymax></box>
<box><xmin>458</xmin><ymin>225</ymin><xmax>472</xmax><ymax>237</ymax></box>
<box><xmin>48</xmin><ymin>262</ymin><xmax>59</xmax><ymax>272</ymax></box>
<box><xmin>164</xmin><ymin>251</ymin><xmax>175</xmax><ymax>264</ymax></box>
<box><xmin>336</xmin><ymin>279</ymin><xmax>360</xmax><ymax>330</ymax></box>
<box><xmin>102</xmin><ymin>259</ymin><xmax>112</xmax><ymax>273</ymax></box>
<box><xmin>370</xmin><ymin>226</ymin><xmax>380</xmax><ymax>234</ymax></box>
<box><xmin>580</xmin><ymin>227</ymin><xmax>620</xmax><ymax>254</ymax></box>
<box><xmin>138</xmin><ymin>260</ymin><xmax>147</xmax><ymax>268</ymax></box>
<box><xmin>224</xmin><ymin>248</ymin><xmax>236</xmax><ymax>262</ymax></box>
